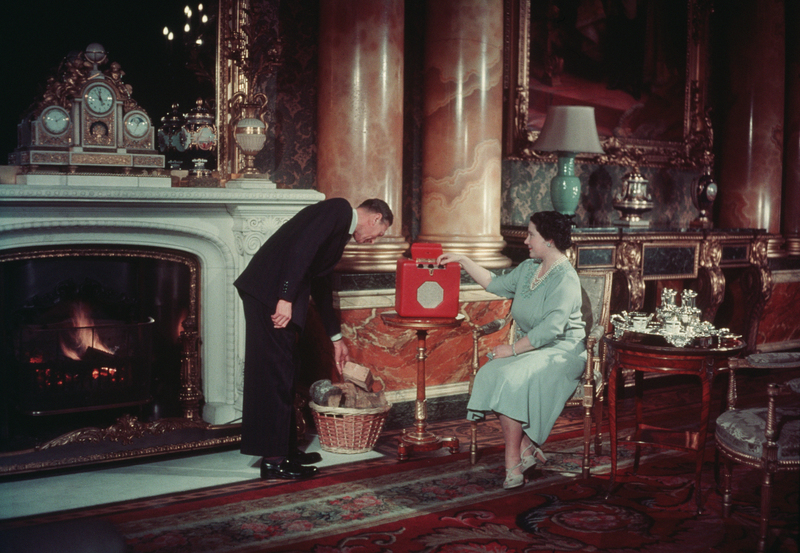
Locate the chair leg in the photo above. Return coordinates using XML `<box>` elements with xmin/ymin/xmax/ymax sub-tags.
<box><xmin>757</xmin><ymin>467</ymin><xmax>774</xmax><ymax>553</ymax></box>
<box><xmin>582</xmin><ymin>402</ymin><xmax>592</xmax><ymax>479</ymax></box>
<box><xmin>470</xmin><ymin>420</ymin><xmax>478</xmax><ymax>465</ymax></box>
<box><xmin>720</xmin><ymin>457</ymin><xmax>733</xmax><ymax>518</ymax></box>
<box><xmin>594</xmin><ymin>396</ymin><xmax>603</xmax><ymax>456</ymax></box>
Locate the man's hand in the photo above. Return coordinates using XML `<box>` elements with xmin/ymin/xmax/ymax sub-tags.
<box><xmin>333</xmin><ymin>340</ymin><xmax>350</xmax><ymax>376</ymax></box>
<box><xmin>271</xmin><ymin>299</ymin><xmax>292</xmax><ymax>328</ymax></box>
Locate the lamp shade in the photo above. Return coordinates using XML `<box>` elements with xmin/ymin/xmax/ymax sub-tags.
<box><xmin>533</xmin><ymin>106</ymin><xmax>604</xmax><ymax>154</ymax></box>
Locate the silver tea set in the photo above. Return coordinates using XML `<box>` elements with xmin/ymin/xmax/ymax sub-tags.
<box><xmin>611</xmin><ymin>288</ymin><xmax>741</xmax><ymax>348</ymax></box>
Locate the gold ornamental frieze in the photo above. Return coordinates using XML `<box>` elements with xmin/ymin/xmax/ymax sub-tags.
<box><xmin>132</xmin><ymin>155</ymin><xmax>164</xmax><ymax>167</ymax></box>
<box><xmin>31</xmin><ymin>151</ymin><xmax>69</xmax><ymax>164</ymax></box>
<box><xmin>124</xmin><ymin>136</ymin><xmax>153</xmax><ymax>150</ymax></box>
<box><xmin>71</xmin><ymin>153</ymin><xmax>131</xmax><ymax>165</ymax></box>
<box><xmin>37</xmin><ymin>132</ymin><xmax>73</xmax><ymax>147</ymax></box>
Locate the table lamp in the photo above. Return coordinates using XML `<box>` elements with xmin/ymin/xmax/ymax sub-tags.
<box><xmin>533</xmin><ymin>106</ymin><xmax>604</xmax><ymax>216</ymax></box>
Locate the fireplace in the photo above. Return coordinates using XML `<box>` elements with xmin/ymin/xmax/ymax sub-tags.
<box><xmin>0</xmin><ymin>175</ymin><xmax>324</xmax><ymax>470</ymax></box>
<box><xmin>1</xmin><ymin>246</ymin><xmax>198</xmax><ymax>451</ymax></box>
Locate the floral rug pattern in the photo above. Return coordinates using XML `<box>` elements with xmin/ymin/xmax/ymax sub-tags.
<box><xmin>117</xmin><ymin>437</ymin><xmax>643</xmax><ymax>552</ymax></box>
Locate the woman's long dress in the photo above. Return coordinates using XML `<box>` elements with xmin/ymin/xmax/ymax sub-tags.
<box><xmin>466</xmin><ymin>258</ymin><xmax>586</xmax><ymax>445</ymax></box>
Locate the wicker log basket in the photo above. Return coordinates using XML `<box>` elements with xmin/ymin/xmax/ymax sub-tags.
<box><xmin>309</xmin><ymin>401</ymin><xmax>391</xmax><ymax>454</ymax></box>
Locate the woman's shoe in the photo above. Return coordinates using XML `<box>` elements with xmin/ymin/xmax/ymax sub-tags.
<box><xmin>503</xmin><ymin>461</ymin><xmax>525</xmax><ymax>490</ymax></box>
<box><xmin>520</xmin><ymin>443</ymin><xmax>547</xmax><ymax>471</ymax></box>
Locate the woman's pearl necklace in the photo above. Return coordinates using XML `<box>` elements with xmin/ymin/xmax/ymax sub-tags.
<box><xmin>530</xmin><ymin>255</ymin><xmax>569</xmax><ymax>291</ymax></box>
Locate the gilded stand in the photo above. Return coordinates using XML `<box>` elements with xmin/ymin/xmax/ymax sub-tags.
<box><xmin>380</xmin><ymin>312</ymin><xmax>462</xmax><ymax>460</ymax></box>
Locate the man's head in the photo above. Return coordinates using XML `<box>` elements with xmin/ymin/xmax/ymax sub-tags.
<box><xmin>353</xmin><ymin>199</ymin><xmax>393</xmax><ymax>244</ymax></box>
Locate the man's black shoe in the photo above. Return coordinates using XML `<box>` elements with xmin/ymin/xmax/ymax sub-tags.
<box><xmin>288</xmin><ymin>449</ymin><xmax>322</xmax><ymax>465</ymax></box>
<box><xmin>260</xmin><ymin>459</ymin><xmax>318</xmax><ymax>480</ymax></box>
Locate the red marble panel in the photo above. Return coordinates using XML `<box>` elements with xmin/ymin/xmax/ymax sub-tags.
<box><xmin>757</xmin><ymin>279</ymin><xmax>800</xmax><ymax>345</ymax></box>
<box><xmin>340</xmin><ymin>298</ymin><xmax>511</xmax><ymax>393</ymax></box>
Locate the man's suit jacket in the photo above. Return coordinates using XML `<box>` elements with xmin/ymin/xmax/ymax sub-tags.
<box><xmin>234</xmin><ymin>198</ymin><xmax>353</xmax><ymax>338</ymax></box>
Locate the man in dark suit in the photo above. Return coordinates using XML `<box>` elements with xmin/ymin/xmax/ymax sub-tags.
<box><xmin>234</xmin><ymin>198</ymin><xmax>393</xmax><ymax>479</ymax></box>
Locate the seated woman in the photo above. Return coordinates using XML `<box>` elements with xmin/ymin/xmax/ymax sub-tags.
<box><xmin>437</xmin><ymin>211</ymin><xmax>586</xmax><ymax>489</ymax></box>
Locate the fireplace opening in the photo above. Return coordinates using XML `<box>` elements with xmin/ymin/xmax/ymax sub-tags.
<box><xmin>1</xmin><ymin>247</ymin><xmax>198</xmax><ymax>452</ymax></box>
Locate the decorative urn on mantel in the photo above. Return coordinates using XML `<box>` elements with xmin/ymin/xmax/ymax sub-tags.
<box><xmin>227</xmin><ymin>92</ymin><xmax>270</xmax><ymax>186</ymax></box>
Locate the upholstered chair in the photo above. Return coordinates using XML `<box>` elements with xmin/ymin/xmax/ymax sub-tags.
<box><xmin>715</xmin><ymin>358</ymin><xmax>800</xmax><ymax>553</ymax></box>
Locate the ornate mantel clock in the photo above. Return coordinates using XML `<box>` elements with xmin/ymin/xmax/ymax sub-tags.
<box><xmin>11</xmin><ymin>43</ymin><xmax>163</xmax><ymax>171</ymax></box>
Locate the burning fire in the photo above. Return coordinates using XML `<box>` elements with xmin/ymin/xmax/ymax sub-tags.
<box><xmin>60</xmin><ymin>302</ymin><xmax>117</xmax><ymax>361</ymax></box>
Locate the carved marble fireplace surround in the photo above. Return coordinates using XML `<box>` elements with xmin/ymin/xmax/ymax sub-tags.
<box><xmin>0</xmin><ymin>177</ymin><xmax>325</xmax><ymax>426</ymax></box>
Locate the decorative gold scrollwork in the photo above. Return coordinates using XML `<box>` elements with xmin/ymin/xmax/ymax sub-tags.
<box><xmin>696</xmin><ymin>239</ymin><xmax>725</xmax><ymax>322</ymax></box>
<box><xmin>37</xmin><ymin>414</ymin><xmax>209</xmax><ymax>450</ymax></box>
<box><xmin>616</xmin><ymin>241</ymin><xmax>644</xmax><ymax>311</ymax></box>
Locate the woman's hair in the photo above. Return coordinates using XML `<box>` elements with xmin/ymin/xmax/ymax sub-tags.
<box><xmin>530</xmin><ymin>211</ymin><xmax>573</xmax><ymax>252</ymax></box>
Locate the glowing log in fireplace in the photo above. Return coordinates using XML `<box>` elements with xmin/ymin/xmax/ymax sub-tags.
<box><xmin>14</xmin><ymin>305</ymin><xmax>155</xmax><ymax>416</ymax></box>
<box><xmin>59</xmin><ymin>301</ymin><xmax>118</xmax><ymax>361</ymax></box>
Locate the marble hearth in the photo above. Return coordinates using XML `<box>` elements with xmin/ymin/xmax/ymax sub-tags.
<box><xmin>0</xmin><ymin>175</ymin><xmax>324</xmax><ymax>426</ymax></box>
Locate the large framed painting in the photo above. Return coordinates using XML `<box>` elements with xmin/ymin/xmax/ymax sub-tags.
<box><xmin>503</xmin><ymin>0</ymin><xmax>714</xmax><ymax>168</ymax></box>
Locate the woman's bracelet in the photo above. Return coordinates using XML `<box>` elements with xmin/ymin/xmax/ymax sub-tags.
<box><xmin>511</xmin><ymin>342</ymin><xmax>517</xmax><ymax>356</ymax></box>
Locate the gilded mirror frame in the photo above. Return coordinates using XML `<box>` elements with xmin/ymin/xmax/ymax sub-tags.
<box><xmin>503</xmin><ymin>0</ymin><xmax>714</xmax><ymax>169</ymax></box>
<box><xmin>216</xmin><ymin>0</ymin><xmax>242</xmax><ymax>182</ymax></box>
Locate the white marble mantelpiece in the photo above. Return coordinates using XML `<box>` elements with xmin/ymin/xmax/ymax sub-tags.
<box><xmin>0</xmin><ymin>180</ymin><xmax>325</xmax><ymax>425</ymax></box>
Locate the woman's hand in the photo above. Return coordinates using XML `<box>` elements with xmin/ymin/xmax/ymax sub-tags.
<box><xmin>436</xmin><ymin>252</ymin><xmax>493</xmax><ymax>288</ymax></box>
<box><xmin>437</xmin><ymin>252</ymin><xmax>464</xmax><ymax>267</ymax></box>
<box><xmin>488</xmin><ymin>338</ymin><xmax>532</xmax><ymax>359</ymax></box>
<box><xmin>490</xmin><ymin>344</ymin><xmax>514</xmax><ymax>359</ymax></box>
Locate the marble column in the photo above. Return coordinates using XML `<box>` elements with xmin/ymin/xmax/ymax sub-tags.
<box><xmin>417</xmin><ymin>0</ymin><xmax>509</xmax><ymax>268</ymax></box>
<box><xmin>783</xmin><ymin>0</ymin><xmax>800</xmax><ymax>256</ymax></box>
<box><xmin>716</xmin><ymin>0</ymin><xmax>785</xmax><ymax>255</ymax></box>
<box><xmin>317</xmin><ymin>0</ymin><xmax>407</xmax><ymax>271</ymax></box>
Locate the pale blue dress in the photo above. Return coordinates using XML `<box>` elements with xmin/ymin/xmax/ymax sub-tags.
<box><xmin>467</xmin><ymin>258</ymin><xmax>586</xmax><ymax>445</ymax></box>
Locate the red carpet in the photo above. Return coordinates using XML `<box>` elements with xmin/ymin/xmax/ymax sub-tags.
<box><xmin>95</xmin><ymin>443</ymin><xmax>796</xmax><ymax>553</ymax></box>
<box><xmin>2</xmin><ymin>370</ymin><xmax>798</xmax><ymax>552</ymax></box>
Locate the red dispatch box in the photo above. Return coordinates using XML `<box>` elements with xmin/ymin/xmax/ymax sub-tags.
<box><xmin>395</xmin><ymin>243</ymin><xmax>460</xmax><ymax>318</ymax></box>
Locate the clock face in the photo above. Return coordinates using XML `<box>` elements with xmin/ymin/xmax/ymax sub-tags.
<box><xmin>124</xmin><ymin>111</ymin><xmax>150</xmax><ymax>138</ymax></box>
<box><xmin>84</xmin><ymin>83</ymin><xmax>115</xmax><ymax>115</ymax></box>
<box><xmin>41</xmin><ymin>106</ymin><xmax>70</xmax><ymax>135</ymax></box>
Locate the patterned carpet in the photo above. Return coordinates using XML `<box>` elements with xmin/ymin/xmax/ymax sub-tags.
<box><xmin>1</xmin><ymin>370</ymin><xmax>798</xmax><ymax>552</ymax></box>
<box><xmin>89</xmin><ymin>439</ymin><xmax>796</xmax><ymax>553</ymax></box>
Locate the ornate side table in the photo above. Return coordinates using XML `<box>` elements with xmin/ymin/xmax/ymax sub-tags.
<box><xmin>603</xmin><ymin>334</ymin><xmax>745</xmax><ymax>513</ymax></box>
<box><xmin>381</xmin><ymin>312</ymin><xmax>463</xmax><ymax>460</ymax></box>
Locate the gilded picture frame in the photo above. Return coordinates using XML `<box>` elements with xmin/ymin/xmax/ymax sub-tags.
<box><xmin>503</xmin><ymin>0</ymin><xmax>714</xmax><ymax>169</ymax></box>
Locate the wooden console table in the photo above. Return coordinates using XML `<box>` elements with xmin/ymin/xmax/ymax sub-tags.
<box><xmin>603</xmin><ymin>334</ymin><xmax>745</xmax><ymax>513</ymax></box>
<box><xmin>503</xmin><ymin>227</ymin><xmax>772</xmax><ymax>353</ymax></box>
<box><xmin>381</xmin><ymin>312</ymin><xmax>462</xmax><ymax>460</ymax></box>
